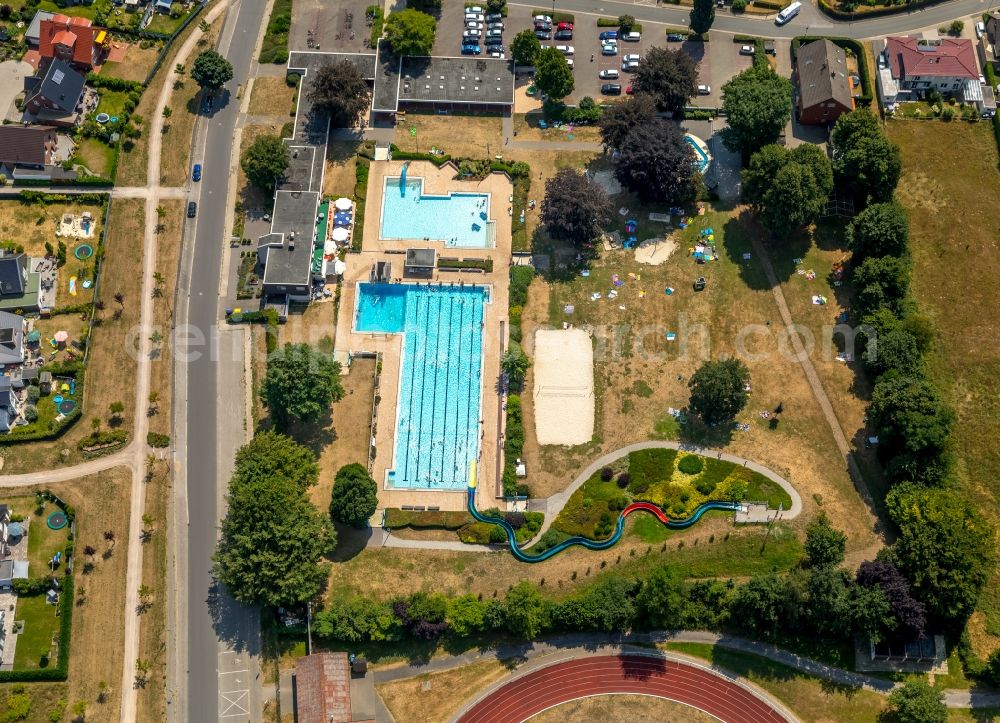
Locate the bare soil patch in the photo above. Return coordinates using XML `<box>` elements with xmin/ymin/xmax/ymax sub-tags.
<box><xmin>396</xmin><ymin>112</ymin><xmax>504</xmax><ymax>158</ymax></box>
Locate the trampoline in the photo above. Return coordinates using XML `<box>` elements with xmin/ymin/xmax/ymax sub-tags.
<box><xmin>59</xmin><ymin>400</ymin><xmax>76</xmax><ymax>414</ymax></box>
<box><xmin>95</xmin><ymin>113</ymin><xmax>110</xmax><ymax>124</ymax></box>
<box><xmin>47</xmin><ymin>511</ymin><xmax>68</xmax><ymax>530</ymax></box>
<box><xmin>74</xmin><ymin>244</ymin><xmax>94</xmax><ymax>260</ymax></box>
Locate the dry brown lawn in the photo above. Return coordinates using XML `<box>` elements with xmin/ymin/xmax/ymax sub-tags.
<box><xmin>516</xmin><ymin>205</ymin><xmax>879</xmax><ymax>566</ymax></box>
<box><xmin>248</xmin><ymin>76</ymin><xmax>296</xmax><ymax>117</ymax></box>
<box><xmin>137</xmin><ymin>459</ymin><xmax>171</xmax><ymax>723</ymax></box>
<box><xmin>323</xmin><ymin>141</ymin><xmax>360</xmax><ymax>198</ymax></box>
<box><xmin>512</xmin><ymin>113</ymin><xmax>602</xmax><ymax>142</ymax></box>
<box><xmin>102</xmin><ymin>43</ymin><xmax>162</xmax><ymax>84</ymax></box>
<box><xmin>147</xmin><ymin>198</ymin><xmax>185</xmax><ymax>439</ymax></box>
<box><xmin>0</xmin><ymin>682</ymin><xmax>68</xmax><ymax>722</ymax></box>
<box><xmin>115</xmin><ymin>5</ymin><xmax>218</xmax><ymax>187</ymax></box>
<box><xmin>0</xmin><ymin>468</ymin><xmax>134</xmax><ymax>720</ymax></box>
<box><xmin>0</xmin><ymin>197</ymin><xmax>103</xmax><ymax>307</ymax></box>
<box><xmin>501</xmin><ymin>149</ymin><xmax>601</xmax><ymax>238</ymax></box>
<box><xmin>0</xmin><ymin>200</ymin><xmax>145</xmax><ymax>474</ymax></box>
<box><xmin>159</xmin><ymin>17</ymin><xmax>224</xmax><ymax>187</ymax></box>
<box><xmin>396</xmin><ymin>113</ymin><xmax>504</xmax><ymax>158</ymax></box>
<box><xmin>376</xmin><ymin>660</ymin><xmax>510</xmax><ymax>723</ymax></box>
<box><xmin>531</xmin><ymin>695</ymin><xmax>715</xmax><ymax>722</ymax></box>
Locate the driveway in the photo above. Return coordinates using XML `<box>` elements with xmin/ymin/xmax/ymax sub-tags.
<box><xmin>0</xmin><ymin>60</ymin><xmax>33</xmax><ymax>122</ymax></box>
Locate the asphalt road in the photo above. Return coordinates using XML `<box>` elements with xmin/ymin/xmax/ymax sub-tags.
<box><xmin>184</xmin><ymin>0</ymin><xmax>269</xmax><ymax>719</ymax></box>
<box><xmin>507</xmin><ymin>0</ymin><xmax>989</xmax><ymax>39</ymax></box>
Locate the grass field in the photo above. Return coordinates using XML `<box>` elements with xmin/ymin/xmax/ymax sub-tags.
<box><xmin>0</xmin><ymin>683</ymin><xmax>67</xmax><ymax>722</ymax></box>
<box><xmin>533</xmin><ymin>695</ymin><xmax>715</xmax><ymax>722</ymax></box>
<box><xmin>137</xmin><ymin>460</ymin><xmax>171</xmax><ymax>723</ymax></box>
<box><xmin>248</xmin><ymin>76</ymin><xmax>296</xmax><ymax>117</ymax></box>
<box><xmin>397</xmin><ymin>112</ymin><xmax>505</xmax><ymax>159</ymax></box>
<box><xmin>12</xmin><ymin>594</ymin><xmax>60</xmax><ymax>671</ymax></box>
<box><xmin>73</xmin><ymin>137</ymin><xmax>117</xmax><ymax>178</ymax></box>
<box><xmin>102</xmin><ymin>43</ymin><xmax>162</xmax><ymax>84</ymax></box>
<box><xmin>886</xmin><ymin>120</ymin><xmax>1000</xmax><ymax>651</ymax></box>
<box><xmin>375</xmin><ymin>660</ymin><xmax>511</xmax><ymax>723</ymax></box>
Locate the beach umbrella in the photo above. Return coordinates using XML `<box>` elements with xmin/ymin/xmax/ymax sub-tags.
<box><xmin>333</xmin><ymin>259</ymin><xmax>347</xmax><ymax>276</ymax></box>
<box><xmin>324</xmin><ymin>241</ymin><xmax>338</xmax><ymax>254</ymax></box>
<box><xmin>54</xmin><ymin>330</ymin><xmax>69</xmax><ymax>342</ymax></box>
<box><xmin>334</xmin><ymin>197</ymin><xmax>353</xmax><ymax>211</ymax></box>
<box><xmin>331</xmin><ymin>227</ymin><xmax>349</xmax><ymax>242</ymax></box>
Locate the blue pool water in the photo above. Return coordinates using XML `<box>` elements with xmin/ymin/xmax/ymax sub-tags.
<box><xmin>684</xmin><ymin>134</ymin><xmax>711</xmax><ymax>174</ymax></box>
<box><xmin>380</xmin><ymin>176</ymin><xmax>492</xmax><ymax>248</ymax></box>
<box><xmin>356</xmin><ymin>283</ymin><xmax>487</xmax><ymax>489</ymax></box>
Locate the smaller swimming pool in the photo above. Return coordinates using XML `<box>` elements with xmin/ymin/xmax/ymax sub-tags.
<box><xmin>381</xmin><ymin>176</ymin><xmax>493</xmax><ymax>248</ymax></box>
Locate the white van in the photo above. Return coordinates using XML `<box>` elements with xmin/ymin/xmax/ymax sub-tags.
<box><xmin>622</xmin><ymin>31</ymin><xmax>641</xmax><ymax>42</ymax></box>
<box><xmin>775</xmin><ymin>1</ymin><xmax>801</xmax><ymax>24</ymax></box>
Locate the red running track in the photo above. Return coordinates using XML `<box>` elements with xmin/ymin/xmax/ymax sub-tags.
<box><xmin>456</xmin><ymin>654</ymin><xmax>790</xmax><ymax>723</ymax></box>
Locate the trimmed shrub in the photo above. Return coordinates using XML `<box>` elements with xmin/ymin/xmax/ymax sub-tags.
<box><xmin>678</xmin><ymin>455</ymin><xmax>704</xmax><ymax>475</ymax></box>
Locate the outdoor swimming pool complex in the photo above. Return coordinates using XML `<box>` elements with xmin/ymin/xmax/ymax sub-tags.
<box><xmin>380</xmin><ymin>176</ymin><xmax>493</xmax><ymax>248</ymax></box>
<box><xmin>355</xmin><ymin>283</ymin><xmax>487</xmax><ymax>490</ymax></box>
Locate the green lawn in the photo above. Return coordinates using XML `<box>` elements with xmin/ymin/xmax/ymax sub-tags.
<box><xmin>27</xmin><ymin>503</ymin><xmax>70</xmax><ymax>575</ymax></box>
<box><xmin>73</xmin><ymin>137</ymin><xmax>116</xmax><ymax>178</ymax></box>
<box><xmin>146</xmin><ymin>7</ymin><xmax>194</xmax><ymax>35</ymax></box>
<box><xmin>12</xmin><ymin>594</ymin><xmax>60</xmax><ymax>670</ymax></box>
<box><xmin>95</xmin><ymin>90</ymin><xmax>130</xmax><ymax>119</ymax></box>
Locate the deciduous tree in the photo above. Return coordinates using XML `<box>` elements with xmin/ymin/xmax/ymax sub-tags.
<box><xmin>511</xmin><ymin>29</ymin><xmax>542</xmax><ymax>67</ymax></box>
<box><xmin>846</xmin><ymin>202</ymin><xmax>909</xmax><ymax>262</ymax></box>
<box><xmin>637</xmin><ymin>565</ymin><xmax>687</xmax><ymax>628</ymax></box>
<box><xmin>534</xmin><ymin>46</ymin><xmax>574</xmax><ymax>100</ymax></box>
<box><xmin>630</xmin><ymin>46</ymin><xmax>698</xmax><ymax>113</ymax></box>
<box><xmin>853</xmin><ymin>254</ymin><xmax>910</xmax><ymax>319</ymax></box>
<box><xmin>261</xmin><ymin>343</ymin><xmax>344</xmax><ymax>428</ymax></box>
<box><xmin>689</xmin><ymin>0</ymin><xmax>715</xmax><ymax>34</ymax></box>
<box><xmin>888</xmin><ymin>680</ymin><xmax>947</xmax><ymax>723</ymax></box>
<box><xmin>307</xmin><ymin>59</ymin><xmax>372</xmax><ymax>128</ymax></box>
<box><xmin>803</xmin><ymin>512</ymin><xmax>847</xmax><ymax>568</ymax></box>
<box><xmin>504</xmin><ymin>581</ymin><xmax>548</xmax><ymax>639</ymax></box>
<box><xmin>540</xmin><ymin>168</ymin><xmax>612</xmax><ymax>246</ymax></box>
<box><xmin>384</xmin><ymin>9</ymin><xmax>436</xmax><ymax>57</ymax></box>
<box><xmin>598</xmin><ymin>93</ymin><xmax>656</xmax><ymax>151</ymax></box>
<box><xmin>720</xmin><ymin>65</ymin><xmax>793</xmax><ymax>158</ymax></box>
<box><xmin>856</xmin><ymin>558</ymin><xmax>927</xmax><ymax>638</ymax></box>
<box><xmin>687</xmin><ymin>358</ymin><xmax>750</xmax><ymax>426</ymax></box>
<box><xmin>240</xmin><ymin>134</ymin><xmax>289</xmax><ymax>191</ymax></box>
<box><xmin>614</xmin><ymin>119</ymin><xmax>700</xmax><ymax>205</ymax></box>
<box><xmin>329</xmin><ymin>463</ymin><xmax>379</xmax><ymax>528</ymax></box>
<box><xmin>830</xmin><ymin>109</ymin><xmax>901</xmax><ymax>203</ymax></box>
<box><xmin>191</xmin><ymin>50</ymin><xmax>233</xmax><ymax>91</ymax></box>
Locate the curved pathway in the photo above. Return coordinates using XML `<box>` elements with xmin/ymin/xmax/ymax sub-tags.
<box><xmin>454</xmin><ymin>653</ymin><xmax>793</xmax><ymax>723</ymax></box>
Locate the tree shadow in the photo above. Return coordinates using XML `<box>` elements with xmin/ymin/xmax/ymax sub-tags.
<box><xmin>620</xmin><ymin>653</ymin><xmax>666</xmax><ymax>680</ymax></box>
<box><xmin>327</xmin><ymin>522</ymin><xmax>371</xmax><ymax>562</ymax></box>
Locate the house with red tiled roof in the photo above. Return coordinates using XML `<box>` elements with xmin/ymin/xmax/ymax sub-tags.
<box><xmin>37</xmin><ymin>14</ymin><xmax>110</xmax><ymax>72</ymax></box>
<box><xmin>875</xmin><ymin>36</ymin><xmax>980</xmax><ymax>109</ymax></box>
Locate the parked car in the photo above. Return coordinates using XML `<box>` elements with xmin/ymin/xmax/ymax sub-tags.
<box><xmin>622</xmin><ymin>31</ymin><xmax>641</xmax><ymax>41</ymax></box>
<box><xmin>535</xmin><ymin>29</ymin><xmax>551</xmax><ymax>39</ymax></box>
<box><xmin>487</xmin><ymin>21</ymin><xmax>504</xmax><ymax>30</ymax></box>
<box><xmin>976</xmin><ymin>21</ymin><xmax>985</xmax><ymax>39</ymax></box>
<box><xmin>621</xmin><ymin>60</ymin><xmax>639</xmax><ymax>72</ymax></box>
<box><xmin>466</xmin><ymin>20</ymin><xmax>483</xmax><ymax>29</ymax></box>
<box><xmin>490</xmin><ymin>50</ymin><xmax>505</xmax><ymax>58</ymax></box>
<box><xmin>601</xmin><ymin>43</ymin><xmax>617</xmax><ymax>55</ymax></box>
<box><xmin>554</xmin><ymin>29</ymin><xmax>573</xmax><ymax>40</ymax></box>
<box><xmin>486</xmin><ymin>27</ymin><xmax>502</xmax><ymax>38</ymax></box>
<box><xmin>599</xmin><ymin>68</ymin><xmax>619</xmax><ymax>79</ymax></box>
<box><xmin>485</xmin><ymin>35</ymin><xmax>503</xmax><ymax>45</ymax></box>
<box><xmin>486</xmin><ymin>12</ymin><xmax>502</xmax><ymax>21</ymax></box>
<box><xmin>534</xmin><ymin>20</ymin><xmax>551</xmax><ymax>31</ymax></box>
<box><xmin>187</xmin><ymin>201</ymin><xmax>197</xmax><ymax>218</ymax></box>
<box><xmin>697</xmin><ymin>83</ymin><xmax>711</xmax><ymax>95</ymax></box>
<box><xmin>201</xmin><ymin>95</ymin><xmax>214</xmax><ymax>113</ymax></box>
<box><xmin>601</xmin><ymin>83</ymin><xmax>622</xmax><ymax>95</ymax></box>
<box><xmin>556</xmin><ymin>21</ymin><xmax>573</xmax><ymax>30</ymax></box>
<box><xmin>465</xmin><ymin>12</ymin><xmax>484</xmax><ymax>21</ymax></box>
<box><xmin>566</xmin><ymin>58</ymin><xmax>574</xmax><ymax>68</ymax></box>
<box><xmin>533</xmin><ymin>14</ymin><xmax>552</xmax><ymax>23</ymax></box>
<box><xmin>466</xmin><ymin>5</ymin><xmax>483</xmax><ymax>12</ymax></box>
<box><xmin>555</xmin><ymin>45</ymin><xmax>574</xmax><ymax>55</ymax></box>
<box><xmin>739</xmin><ymin>44</ymin><xmax>754</xmax><ymax>55</ymax></box>
<box><xmin>599</xmin><ymin>30</ymin><xmax>618</xmax><ymax>41</ymax></box>
<box><xmin>622</xmin><ymin>53</ymin><xmax>640</xmax><ymax>63</ymax></box>
<box><xmin>461</xmin><ymin>43</ymin><xmax>482</xmax><ymax>54</ymax></box>
<box><xmin>192</xmin><ymin>164</ymin><xmax>202</xmax><ymax>182</ymax></box>
<box><xmin>666</xmin><ymin>32</ymin><xmax>685</xmax><ymax>41</ymax></box>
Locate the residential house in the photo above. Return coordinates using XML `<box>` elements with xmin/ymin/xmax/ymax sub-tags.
<box><xmin>0</xmin><ymin>377</ymin><xmax>20</xmax><ymax>433</ymax></box>
<box><xmin>25</xmin><ymin>10</ymin><xmax>56</xmax><ymax>47</ymax></box>
<box><xmin>0</xmin><ymin>252</ymin><xmax>43</xmax><ymax>313</ymax></box>
<box><xmin>978</xmin><ymin>11</ymin><xmax>1000</xmax><ymax>74</ymax></box>
<box><xmin>0</xmin><ymin>311</ymin><xmax>25</xmax><ymax>367</ymax></box>
<box><xmin>154</xmin><ymin>0</ymin><xmax>173</xmax><ymax>12</ymax></box>
<box><xmin>38</xmin><ymin>14</ymin><xmax>110</xmax><ymax>72</ymax></box>
<box><xmin>796</xmin><ymin>39</ymin><xmax>855</xmax><ymax>125</ymax></box>
<box><xmin>24</xmin><ymin>59</ymin><xmax>87</xmax><ymax>126</ymax></box>
<box><xmin>0</xmin><ymin>126</ymin><xmax>59</xmax><ymax>175</ymax></box>
<box><xmin>876</xmin><ymin>36</ymin><xmax>979</xmax><ymax>109</ymax></box>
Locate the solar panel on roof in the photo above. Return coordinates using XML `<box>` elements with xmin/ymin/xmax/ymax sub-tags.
<box><xmin>52</xmin><ymin>69</ymin><xmax>64</xmax><ymax>84</ymax></box>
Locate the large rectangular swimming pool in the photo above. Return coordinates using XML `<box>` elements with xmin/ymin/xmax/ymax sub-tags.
<box><xmin>380</xmin><ymin>176</ymin><xmax>492</xmax><ymax>248</ymax></box>
<box><xmin>355</xmin><ymin>283</ymin><xmax>487</xmax><ymax>490</ymax></box>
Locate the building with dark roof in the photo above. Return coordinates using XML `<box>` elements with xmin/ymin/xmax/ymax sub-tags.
<box><xmin>25</xmin><ymin>10</ymin><xmax>56</xmax><ymax>47</ymax></box>
<box><xmin>0</xmin><ymin>253</ymin><xmax>28</xmax><ymax>301</ymax></box>
<box><xmin>24</xmin><ymin>59</ymin><xmax>87</xmax><ymax>123</ymax></box>
<box><xmin>38</xmin><ymin>14</ymin><xmax>110</xmax><ymax>71</ymax></box>
<box><xmin>795</xmin><ymin>39</ymin><xmax>854</xmax><ymax>126</ymax></box>
<box><xmin>372</xmin><ymin>44</ymin><xmax>515</xmax><ymax>118</ymax></box>
<box><xmin>0</xmin><ymin>378</ymin><xmax>20</xmax><ymax>434</ymax></box>
<box><xmin>0</xmin><ymin>126</ymin><xmax>58</xmax><ymax>170</ymax></box>
<box><xmin>0</xmin><ymin>311</ymin><xmax>25</xmax><ymax>367</ymax></box>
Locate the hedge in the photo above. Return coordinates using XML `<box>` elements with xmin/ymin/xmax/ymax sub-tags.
<box><xmin>17</xmin><ymin>191</ymin><xmax>108</xmax><ymax>205</ymax></box>
<box><xmin>817</xmin><ymin>0</ymin><xmax>949</xmax><ymax>20</ymax></box>
<box><xmin>532</xmin><ymin>8</ymin><xmax>575</xmax><ymax>23</ymax></box>
<box><xmin>77</xmin><ymin>429</ymin><xmax>128</xmax><ymax>452</ymax></box>
<box><xmin>752</xmin><ymin>0</ymin><xmax>788</xmax><ymax>9</ymax></box>
<box><xmin>792</xmin><ymin>36</ymin><xmax>874</xmax><ymax>106</ymax></box>
<box><xmin>85</xmin><ymin>74</ymin><xmax>144</xmax><ymax>93</ymax></box>
<box><xmin>147</xmin><ymin>432</ymin><xmax>171</xmax><ymax>448</ymax></box>
<box><xmin>352</xmin><ymin>157</ymin><xmax>370</xmax><ymax>251</ymax></box>
<box><xmin>384</xmin><ymin>509</ymin><xmax>473</xmax><ymax>530</ymax></box>
<box><xmin>438</xmin><ymin>258</ymin><xmax>494</xmax><ymax>271</ymax></box>
<box><xmin>597</xmin><ymin>17</ymin><xmax>643</xmax><ymax>31</ymax></box>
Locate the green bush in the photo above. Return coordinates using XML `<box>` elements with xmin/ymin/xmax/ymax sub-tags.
<box><xmin>147</xmin><ymin>432</ymin><xmax>170</xmax><ymax>448</ymax></box>
<box><xmin>628</xmin><ymin>448</ymin><xmax>677</xmax><ymax>490</ymax></box>
<box><xmin>510</xmin><ymin>266</ymin><xmax>535</xmax><ymax>307</ymax></box>
<box><xmin>678</xmin><ymin>455</ymin><xmax>704</xmax><ymax>475</ymax></box>
<box><xmin>384</xmin><ymin>509</ymin><xmax>472</xmax><ymax>530</ymax></box>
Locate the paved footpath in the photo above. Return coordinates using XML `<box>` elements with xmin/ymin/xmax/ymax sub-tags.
<box><xmin>374</xmin><ymin>630</ymin><xmax>1000</xmax><ymax>711</ymax></box>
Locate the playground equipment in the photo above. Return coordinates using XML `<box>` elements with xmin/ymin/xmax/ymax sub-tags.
<box><xmin>466</xmin><ymin>462</ymin><xmax>740</xmax><ymax>563</ymax></box>
<box><xmin>74</xmin><ymin>244</ymin><xmax>94</xmax><ymax>260</ymax></box>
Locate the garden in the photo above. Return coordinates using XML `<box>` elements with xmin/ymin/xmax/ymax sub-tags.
<box><xmin>550</xmin><ymin>449</ymin><xmax>793</xmax><ymax>540</ymax></box>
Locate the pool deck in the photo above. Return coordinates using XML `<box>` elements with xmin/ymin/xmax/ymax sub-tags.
<box><xmin>334</xmin><ymin>160</ymin><xmax>513</xmax><ymax>512</ymax></box>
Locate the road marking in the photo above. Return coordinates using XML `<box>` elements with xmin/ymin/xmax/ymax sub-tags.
<box><xmin>219</xmin><ymin>689</ymin><xmax>249</xmax><ymax>717</ymax></box>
